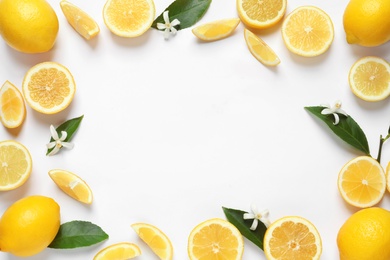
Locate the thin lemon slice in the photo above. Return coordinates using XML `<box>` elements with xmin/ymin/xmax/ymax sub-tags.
<box><xmin>103</xmin><ymin>0</ymin><xmax>155</xmax><ymax>37</ymax></box>
<box><xmin>94</xmin><ymin>242</ymin><xmax>141</xmax><ymax>260</ymax></box>
<box><xmin>48</xmin><ymin>169</ymin><xmax>93</xmax><ymax>204</ymax></box>
<box><xmin>338</xmin><ymin>156</ymin><xmax>386</xmax><ymax>208</ymax></box>
<box><xmin>244</xmin><ymin>29</ymin><xmax>280</xmax><ymax>66</ymax></box>
<box><xmin>192</xmin><ymin>18</ymin><xmax>240</xmax><ymax>42</ymax></box>
<box><xmin>348</xmin><ymin>56</ymin><xmax>390</xmax><ymax>102</ymax></box>
<box><xmin>22</xmin><ymin>62</ymin><xmax>76</xmax><ymax>114</ymax></box>
<box><xmin>60</xmin><ymin>0</ymin><xmax>100</xmax><ymax>40</ymax></box>
<box><xmin>0</xmin><ymin>140</ymin><xmax>32</xmax><ymax>191</ymax></box>
<box><xmin>237</xmin><ymin>0</ymin><xmax>287</xmax><ymax>29</ymax></box>
<box><xmin>187</xmin><ymin>218</ymin><xmax>244</xmax><ymax>260</ymax></box>
<box><xmin>387</xmin><ymin>161</ymin><xmax>390</xmax><ymax>192</ymax></box>
<box><xmin>0</xmin><ymin>81</ymin><xmax>26</xmax><ymax>128</ymax></box>
<box><xmin>264</xmin><ymin>216</ymin><xmax>322</xmax><ymax>260</ymax></box>
<box><xmin>282</xmin><ymin>6</ymin><xmax>334</xmax><ymax>57</ymax></box>
<box><xmin>131</xmin><ymin>223</ymin><xmax>173</xmax><ymax>260</ymax></box>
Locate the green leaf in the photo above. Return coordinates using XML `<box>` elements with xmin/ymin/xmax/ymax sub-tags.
<box><xmin>305</xmin><ymin>106</ymin><xmax>370</xmax><ymax>155</ymax></box>
<box><xmin>152</xmin><ymin>0</ymin><xmax>212</xmax><ymax>30</ymax></box>
<box><xmin>47</xmin><ymin>115</ymin><xmax>84</xmax><ymax>155</ymax></box>
<box><xmin>48</xmin><ymin>221</ymin><xmax>108</xmax><ymax>249</ymax></box>
<box><xmin>222</xmin><ymin>207</ymin><xmax>266</xmax><ymax>250</ymax></box>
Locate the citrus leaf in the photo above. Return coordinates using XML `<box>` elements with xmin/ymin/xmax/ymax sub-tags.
<box><xmin>48</xmin><ymin>220</ymin><xmax>108</xmax><ymax>249</ymax></box>
<box><xmin>222</xmin><ymin>207</ymin><xmax>266</xmax><ymax>250</ymax></box>
<box><xmin>305</xmin><ymin>106</ymin><xmax>370</xmax><ymax>155</ymax></box>
<box><xmin>151</xmin><ymin>0</ymin><xmax>212</xmax><ymax>30</ymax></box>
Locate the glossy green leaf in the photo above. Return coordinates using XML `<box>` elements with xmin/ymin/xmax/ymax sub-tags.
<box><xmin>222</xmin><ymin>207</ymin><xmax>266</xmax><ymax>250</ymax></box>
<box><xmin>305</xmin><ymin>106</ymin><xmax>370</xmax><ymax>155</ymax></box>
<box><xmin>48</xmin><ymin>221</ymin><xmax>108</xmax><ymax>249</ymax></box>
<box><xmin>152</xmin><ymin>0</ymin><xmax>212</xmax><ymax>30</ymax></box>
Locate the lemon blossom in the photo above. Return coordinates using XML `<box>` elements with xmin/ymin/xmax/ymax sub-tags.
<box><xmin>321</xmin><ymin>100</ymin><xmax>348</xmax><ymax>125</ymax></box>
<box><xmin>46</xmin><ymin>125</ymin><xmax>74</xmax><ymax>156</ymax></box>
<box><xmin>157</xmin><ymin>11</ymin><xmax>180</xmax><ymax>39</ymax></box>
<box><xmin>243</xmin><ymin>204</ymin><xmax>271</xmax><ymax>230</ymax></box>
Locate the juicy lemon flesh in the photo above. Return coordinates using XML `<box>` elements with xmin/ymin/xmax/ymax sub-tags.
<box><xmin>94</xmin><ymin>243</ymin><xmax>141</xmax><ymax>260</ymax></box>
<box><xmin>244</xmin><ymin>29</ymin><xmax>280</xmax><ymax>66</ymax></box>
<box><xmin>339</xmin><ymin>157</ymin><xmax>385</xmax><ymax>207</ymax></box>
<box><xmin>0</xmin><ymin>195</ymin><xmax>60</xmax><ymax>257</ymax></box>
<box><xmin>241</xmin><ymin>0</ymin><xmax>283</xmax><ymax>23</ymax></box>
<box><xmin>283</xmin><ymin>7</ymin><xmax>334</xmax><ymax>57</ymax></box>
<box><xmin>0</xmin><ymin>141</ymin><xmax>31</xmax><ymax>191</ymax></box>
<box><xmin>191</xmin><ymin>223</ymin><xmax>241</xmax><ymax>259</ymax></box>
<box><xmin>192</xmin><ymin>18</ymin><xmax>240</xmax><ymax>41</ymax></box>
<box><xmin>0</xmin><ymin>82</ymin><xmax>25</xmax><ymax>128</ymax></box>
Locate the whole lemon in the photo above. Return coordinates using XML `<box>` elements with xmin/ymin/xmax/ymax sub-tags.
<box><xmin>337</xmin><ymin>207</ymin><xmax>390</xmax><ymax>260</ymax></box>
<box><xmin>343</xmin><ymin>0</ymin><xmax>390</xmax><ymax>46</ymax></box>
<box><xmin>0</xmin><ymin>0</ymin><xmax>59</xmax><ymax>53</ymax></box>
<box><xmin>0</xmin><ymin>195</ymin><xmax>60</xmax><ymax>257</ymax></box>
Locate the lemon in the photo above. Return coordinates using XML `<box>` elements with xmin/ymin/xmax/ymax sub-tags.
<box><xmin>0</xmin><ymin>0</ymin><xmax>59</xmax><ymax>53</ymax></box>
<box><xmin>343</xmin><ymin>0</ymin><xmax>390</xmax><ymax>47</ymax></box>
<box><xmin>337</xmin><ymin>207</ymin><xmax>390</xmax><ymax>260</ymax></box>
<box><xmin>0</xmin><ymin>195</ymin><xmax>61</xmax><ymax>257</ymax></box>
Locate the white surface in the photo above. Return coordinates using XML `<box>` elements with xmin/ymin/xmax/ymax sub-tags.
<box><xmin>1</xmin><ymin>0</ymin><xmax>390</xmax><ymax>259</ymax></box>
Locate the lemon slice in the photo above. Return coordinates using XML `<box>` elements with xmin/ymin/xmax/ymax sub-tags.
<box><xmin>192</xmin><ymin>18</ymin><xmax>240</xmax><ymax>42</ymax></box>
<box><xmin>264</xmin><ymin>216</ymin><xmax>322</xmax><ymax>260</ymax></box>
<box><xmin>131</xmin><ymin>223</ymin><xmax>173</xmax><ymax>260</ymax></box>
<box><xmin>187</xmin><ymin>218</ymin><xmax>244</xmax><ymax>260</ymax></box>
<box><xmin>22</xmin><ymin>62</ymin><xmax>76</xmax><ymax>114</ymax></box>
<box><xmin>244</xmin><ymin>29</ymin><xmax>280</xmax><ymax>66</ymax></box>
<box><xmin>94</xmin><ymin>242</ymin><xmax>141</xmax><ymax>260</ymax></box>
<box><xmin>60</xmin><ymin>0</ymin><xmax>100</xmax><ymax>40</ymax></box>
<box><xmin>348</xmin><ymin>56</ymin><xmax>390</xmax><ymax>102</ymax></box>
<box><xmin>0</xmin><ymin>80</ymin><xmax>26</xmax><ymax>129</ymax></box>
<box><xmin>103</xmin><ymin>0</ymin><xmax>155</xmax><ymax>37</ymax></box>
<box><xmin>0</xmin><ymin>140</ymin><xmax>32</xmax><ymax>191</ymax></box>
<box><xmin>49</xmin><ymin>169</ymin><xmax>93</xmax><ymax>204</ymax></box>
<box><xmin>338</xmin><ymin>156</ymin><xmax>386</xmax><ymax>208</ymax></box>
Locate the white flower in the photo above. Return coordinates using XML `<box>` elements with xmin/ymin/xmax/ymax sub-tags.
<box><xmin>157</xmin><ymin>11</ymin><xmax>180</xmax><ymax>40</ymax></box>
<box><xmin>321</xmin><ymin>100</ymin><xmax>348</xmax><ymax>125</ymax></box>
<box><xmin>243</xmin><ymin>204</ymin><xmax>271</xmax><ymax>230</ymax></box>
<box><xmin>46</xmin><ymin>125</ymin><xmax>74</xmax><ymax>156</ymax></box>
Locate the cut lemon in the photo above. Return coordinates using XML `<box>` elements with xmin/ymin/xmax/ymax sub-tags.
<box><xmin>187</xmin><ymin>218</ymin><xmax>244</xmax><ymax>260</ymax></box>
<box><xmin>131</xmin><ymin>222</ymin><xmax>173</xmax><ymax>260</ymax></box>
<box><xmin>93</xmin><ymin>242</ymin><xmax>141</xmax><ymax>260</ymax></box>
<box><xmin>0</xmin><ymin>140</ymin><xmax>32</xmax><ymax>191</ymax></box>
<box><xmin>244</xmin><ymin>28</ymin><xmax>280</xmax><ymax>66</ymax></box>
<box><xmin>0</xmin><ymin>81</ymin><xmax>26</xmax><ymax>129</ymax></box>
<box><xmin>387</xmin><ymin>161</ymin><xmax>390</xmax><ymax>192</ymax></box>
<box><xmin>103</xmin><ymin>0</ymin><xmax>155</xmax><ymax>37</ymax></box>
<box><xmin>348</xmin><ymin>56</ymin><xmax>390</xmax><ymax>102</ymax></box>
<box><xmin>192</xmin><ymin>18</ymin><xmax>240</xmax><ymax>42</ymax></box>
<box><xmin>48</xmin><ymin>169</ymin><xmax>93</xmax><ymax>204</ymax></box>
<box><xmin>338</xmin><ymin>156</ymin><xmax>386</xmax><ymax>208</ymax></box>
<box><xmin>237</xmin><ymin>0</ymin><xmax>287</xmax><ymax>29</ymax></box>
<box><xmin>22</xmin><ymin>62</ymin><xmax>76</xmax><ymax>114</ymax></box>
<box><xmin>264</xmin><ymin>216</ymin><xmax>322</xmax><ymax>260</ymax></box>
<box><xmin>60</xmin><ymin>0</ymin><xmax>100</xmax><ymax>40</ymax></box>
<box><xmin>282</xmin><ymin>6</ymin><xmax>334</xmax><ymax>57</ymax></box>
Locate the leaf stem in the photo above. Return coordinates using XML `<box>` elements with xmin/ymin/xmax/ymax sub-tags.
<box><xmin>377</xmin><ymin>129</ymin><xmax>390</xmax><ymax>163</ymax></box>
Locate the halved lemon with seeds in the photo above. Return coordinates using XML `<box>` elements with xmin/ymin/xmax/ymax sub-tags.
<box><xmin>0</xmin><ymin>81</ymin><xmax>26</xmax><ymax>129</ymax></box>
<box><xmin>282</xmin><ymin>6</ymin><xmax>334</xmax><ymax>57</ymax></box>
<box><xmin>49</xmin><ymin>169</ymin><xmax>93</xmax><ymax>204</ymax></box>
<box><xmin>187</xmin><ymin>218</ymin><xmax>244</xmax><ymax>260</ymax></box>
<box><xmin>131</xmin><ymin>222</ymin><xmax>173</xmax><ymax>260</ymax></box>
<box><xmin>348</xmin><ymin>56</ymin><xmax>390</xmax><ymax>102</ymax></box>
<box><xmin>0</xmin><ymin>140</ymin><xmax>32</xmax><ymax>191</ymax></box>
<box><xmin>60</xmin><ymin>0</ymin><xmax>100</xmax><ymax>40</ymax></box>
<box><xmin>192</xmin><ymin>18</ymin><xmax>240</xmax><ymax>42</ymax></box>
<box><xmin>244</xmin><ymin>28</ymin><xmax>280</xmax><ymax>66</ymax></box>
<box><xmin>338</xmin><ymin>156</ymin><xmax>386</xmax><ymax>208</ymax></box>
<box><xmin>94</xmin><ymin>242</ymin><xmax>141</xmax><ymax>260</ymax></box>
<box><xmin>264</xmin><ymin>216</ymin><xmax>322</xmax><ymax>260</ymax></box>
<box><xmin>22</xmin><ymin>62</ymin><xmax>76</xmax><ymax>114</ymax></box>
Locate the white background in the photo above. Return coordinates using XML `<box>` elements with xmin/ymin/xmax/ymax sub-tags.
<box><xmin>1</xmin><ymin>0</ymin><xmax>390</xmax><ymax>259</ymax></box>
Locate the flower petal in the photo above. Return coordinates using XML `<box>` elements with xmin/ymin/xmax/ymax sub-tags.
<box><xmin>321</xmin><ymin>108</ymin><xmax>332</xmax><ymax>115</ymax></box>
<box><xmin>333</xmin><ymin>113</ymin><xmax>340</xmax><ymax>125</ymax></box>
<box><xmin>47</xmin><ymin>146</ymin><xmax>60</xmax><ymax>156</ymax></box>
<box><xmin>61</xmin><ymin>142</ymin><xmax>74</xmax><ymax>149</ymax></box>
<box><xmin>243</xmin><ymin>213</ymin><xmax>255</xmax><ymax>220</ymax></box>
<box><xmin>163</xmin><ymin>10</ymin><xmax>170</xmax><ymax>24</ymax></box>
<box><xmin>250</xmin><ymin>219</ymin><xmax>258</xmax><ymax>230</ymax></box>
<box><xmin>50</xmin><ymin>125</ymin><xmax>59</xmax><ymax>140</ymax></box>
<box><xmin>60</xmin><ymin>131</ymin><xmax>68</xmax><ymax>141</ymax></box>
<box><xmin>46</xmin><ymin>142</ymin><xmax>56</xmax><ymax>149</ymax></box>
<box><xmin>171</xmin><ymin>19</ymin><xmax>180</xmax><ymax>27</ymax></box>
<box><xmin>157</xmin><ymin>23</ymin><xmax>166</xmax><ymax>30</ymax></box>
<box><xmin>170</xmin><ymin>27</ymin><xmax>177</xmax><ymax>35</ymax></box>
<box><xmin>163</xmin><ymin>28</ymin><xmax>170</xmax><ymax>39</ymax></box>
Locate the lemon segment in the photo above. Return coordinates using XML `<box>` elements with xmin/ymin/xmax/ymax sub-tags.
<box><xmin>187</xmin><ymin>218</ymin><xmax>244</xmax><ymax>260</ymax></box>
<box><xmin>244</xmin><ymin>29</ymin><xmax>280</xmax><ymax>66</ymax></box>
<box><xmin>192</xmin><ymin>18</ymin><xmax>240</xmax><ymax>42</ymax></box>
<box><xmin>49</xmin><ymin>169</ymin><xmax>93</xmax><ymax>204</ymax></box>
<box><xmin>94</xmin><ymin>242</ymin><xmax>141</xmax><ymax>260</ymax></box>
<box><xmin>60</xmin><ymin>0</ymin><xmax>100</xmax><ymax>40</ymax></box>
<box><xmin>131</xmin><ymin>223</ymin><xmax>173</xmax><ymax>260</ymax></box>
<box><xmin>0</xmin><ymin>81</ymin><xmax>26</xmax><ymax>129</ymax></box>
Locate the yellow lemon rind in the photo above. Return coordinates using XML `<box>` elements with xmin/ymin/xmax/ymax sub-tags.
<box><xmin>192</xmin><ymin>18</ymin><xmax>240</xmax><ymax>42</ymax></box>
<box><xmin>0</xmin><ymin>80</ymin><xmax>26</xmax><ymax>129</ymax></box>
<box><xmin>93</xmin><ymin>242</ymin><xmax>141</xmax><ymax>260</ymax></box>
